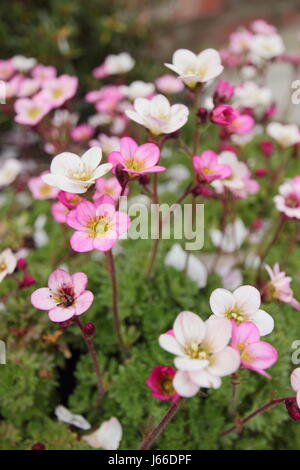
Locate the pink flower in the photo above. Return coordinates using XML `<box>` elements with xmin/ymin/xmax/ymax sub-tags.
<box><xmin>0</xmin><ymin>59</ymin><xmax>14</xmax><ymax>80</ymax></box>
<box><xmin>14</xmin><ymin>94</ymin><xmax>53</xmax><ymax>126</ymax></box>
<box><xmin>229</xmin><ymin>30</ymin><xmax>253</xmax><ymax>54</ymax></box>
<box><xmin>71</xmin><ymin>124</ymin><xmax>95</xmax><ymax>142</ymax></box>
<box><xmin>260</xmin><ymin>141</ymin><xmax>274</xmax><ymax>157</ymax></box>
<box><xmin>51</xmin><ymin>201</ymin><xmax>69</xmax><ymax>224</ymax></box>
<box><xmin>57</xmin><ymin>191</ymin><xmax>84</xmax><ymax>210</ymax></box>
<box><xmin>192</xmin><ymin>150</ymin><xmax>232</xmax><ymax>182</ymax></box>
<box><xmin>66</xmin><ymin>195</ymin><xmax>130</xmax><ymax>252</ymax></box>
<box><xmin>31</xmin><ymin>269</ymin><xmax>94</xmax><ymax>323</ymax></box>
<box><xmin>93</xmin><ymin>177</ymin><xmax>126</xmax><ymax>201</ymax></box>
<box><xmin>28</xmin><ymin>172</ymin><xmax>59</xmax><ymax>200</ymax></box>
<box><xmin>274</xmin><ymin>176</ymin><xmax>300</xmax><ymax>219</ymax></box>
<box><xmin>146</xmin><ymin>366</ymin><xmax>180</xmax><ymax>402</ymax></box>
<box><xmin>250</xmin><ymin>20</ymin><xmax>277</xmax><ymax>35</ymax></box>
<box><xmin>41</xmin><ymin>75</ymin><xmax>78</xmax><ymax>107</ymax></box>
<box><xmin>17</xmin><ymin>78</ymin><xmax>41</xmax><ymax>98</ymax></box>
<box><xmin>231</xmin><ymin>321</ymin><xmax>277</xmax><ymax>378</ymax></box>
<box><xmin>31</xmin><ymin>64</ymin><xmax>57</xmax><ymax>82</ymax></box>
<box><xmin>213</xmin><ymin>80</ymin><xmax>235</xmax><ymax>105</ymax></box>
<box><xmin>291</xmin><ymin>369</ymin><xmax>300</xmax><ymax>408</ymax></box>
<box><xmin>108</xmin><ymin>137</ymin><xmax>165</xmax><ymax>176</ymax></box>
<box><xmin>86</xmin><ymin>86</ymin><xmax>124</xmax><ymax>114</ymax></box>
<box><xmin>5</xmin><ymin>74</ymin><xmax>23</xmax><ymax>99</ymax></box>
<box><xmin>265</xmin><ymin>263</ymin><xmax>295</xmax><ymax>303</ymax></box>
<box><xmin>155</xmin><ymin>74</ymin><xmax>184</xmax><ymax>94</ymax></box>
<box><xmin>227</xmin><ymin>114</ymin><xmax>255</xmax><ymax>134</ymax></box>
<box><xmin>211</xmin><ymin>105</ymin><xmax>239</xmax><ymax>126</ymax></box>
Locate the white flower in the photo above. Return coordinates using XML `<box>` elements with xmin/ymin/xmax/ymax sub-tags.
<box><xmin>249</xmin><ymin>34</ymin><xmax>284</xmax><ymax>61</ymax></box>
<box><xmin>159</xmin><ymin>312</ymin><xmax>240</xmax><ymax>397</ymax></box>
<box><xmin>0</xmin><ymin>158</ymin><xmax>22</xmax><ymax>187</ymax></box>
<box><xmin>210</xmin><ymin>218</ymin><xmax>248</xmax><ymax>253</ymax></box>
<box><xmin>166</xmin><ymin>164</ymin><xmax>190</xmax><ymax>182</ymax></box>
<box><xmin>234</xmin><ymin>81</ymin><xmax>272</xmax><ymax>109</ymax></box>
<box><xmin>267</xmin><ymin>122</ymin><xmax>300</xmax><ymax>148</ymax></box>
<box><xmin>120</xmin><ymin>80</ymin><xmax>155</xmax><ymax>100</ymax></box>
<box><xmin>291</xmin><ymin>368</ymin><xmax>300</xmax><ymax>408</ymax></box>
<box><xmin>55</xmin><ymin>405</ymin><xmax>91</xmax><ymax>430</ymax></box>
<box><xmin>165</xmin><ymin>48</ymin><xmax>223</xmax><ymax>88</ymax></box>
<box><xmin>42</xmin><ymin>147</ymin><xmax>112</xmax><ymax>193</ymax></box>
<box><xmin>165</xmin><ymin>244</ymin><xmax>207</xmax><ymax>288</ymax></box>
<box><xmin>34</xmin><ymin>214</ymin><xmax>49</xmax><ymax>248</ymax></box>
<box><xmin>211</xmin><ymin>151</ymin><xmax>249</xmax><ymax>194</ymax></box>
<box><xmin>126</xmin><ymin>94</ymin><xmax>189</xmax><ymax>136</ymax></box>
<box><xmin>105</xmin><ymin>52</ymin><xmax>135</xmax><ymax>75</ymax></box>
<box><xmin>209</xmin><ymin>285</ymin><xmax>274</xmax><ymax>336</ymax></box>
<box><xmin>82</xmin><ymin>417</ymin><xmax>122</xmax><ymax>449</ymax></box>
<box><xmin>0</xmin><ymin>248</ymin><xmax>17</xmax><ymax>282</ymax></box>
<box><xmin>12</xmin><ymin>55</ymin><xmax>37</xmax><ymax>72</ymax></box>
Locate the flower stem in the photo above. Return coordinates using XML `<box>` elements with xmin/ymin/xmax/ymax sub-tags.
<box><xmin>74</xmin><ymin>317</ymin><xmax>105</xmax><ymax>405</ymax></box>
<box><xmin>105</xmin><ymin>250</ymin><xmax>128</xmax><ymax>358</ymax></box>
<box><xmin>221</xmin><ymin>396</ymin><xmax>294</xmax><ymax>437</ymax></box>
<box><xmin>139</xmin><ymin>399</ymin><xmax>181</xmax><ymax>450</ymax></box>
<box><xmin>228</xmin><ymin>373</ymin><xmax>240</xmax><ymax>417</ymax></box>
<box><xmin>146</xmin><ymin>173</ymin><xmax>161</xmax><ymax>277</ymax></box>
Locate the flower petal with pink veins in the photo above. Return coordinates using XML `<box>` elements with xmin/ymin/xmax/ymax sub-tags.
<box><xmin>93</xmin><ymin>234</ymin><xmax>117</xmax><ymax>252</ymax></box>
<box><xmin>173</xmin><ymin>370</ymin><xmax>199</xmax><ymax>397</ymax></box>
<box><xmin>231</xmin><ymin>321</ymin><xmax>260</xmax><ymax>348</ymax></box>
<box><xmin>31</xmin><ymin>287</ymin><xmax>56</xmax><ymax>310</ymax></box>
<box><xmin>120</xmin><ymin>136</ymin><xmax>138</xmax><ymax>159</ymax></box>
<box><xmin>134</xmin><ymin>143</ymin><xmax>160</xmax><ymax>167</ymax></box>
<box><xmin>173</xmin><ymin>311</ymin><xmax>206</xmax><ymax>347</ymax></box>
<box><xmin>74</xmin><ymin>291</ymin><xmax>94</xmax><ymax>315</ymax></box>
<box><xmin>207</xmin><ymin>346</ymin><xmax>240</xmax><ymax>376</ymax></box>
<box><xmin>70</xmin><ymin>231</ymin><xmax>95</xmax><ymax>252</ymax></box>
<box><xmin>209</xmin><ymin>288</ymin><xmax>235</xmax><ymax>316</ymax></box>
<box><xmin>75</xmin><ymin>201</ymin><xmax>97</xmax><ymax>226</ymax></box>
<box><xmin>48</xmin><ymin>306</ymin><xmax>75</xmax><ymax>323</ymax></box>
<box><xmin>48</xmin><ymin>269</ymin><xmax>72</xmax><ymax>292</ymax></box>
<box><xmin>245</xmin><ymin>341</ymin><xmax>277</xmax><ymax>370</ymax></box>
<box><xmin>233</xmin><ymin>285</ymin><xmax>261</xmax><ymax>314</ymax></box>
<box><xmin>71</xmin><ymin>272</ymin><xmax>88</xmax><ymax>297</ymax></box>
<box><xmin>67</xmin><ymin>210</ymin><xmax>87</xmax><ymax>230</ymax></box>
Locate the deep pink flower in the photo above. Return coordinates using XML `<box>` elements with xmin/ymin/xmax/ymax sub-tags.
<box><xmin>213</xmin><ymin>80</ymin><xmax>235</xmax><ymax>105</ymax></box>
<box><xmin>57</xmin><ymin>191</ymin><xmax>84</xmax><ymax>210</ymax></box>
<box><xmin>108</xmin><ymin>137</ymin><xmax>165</xmax><ymax>176</ymax></box>
<box><xmin>260</xmin><ymin>140</ymin><xmax>274</xmax><ymax>157</ymax></box>
<box><xmin>231</xmin><ymin>321</ymin><xmax>278</xmax><ymax>378</ymax></box>
<box><xmin>146</xmin><ymin>365</ymin><xmax>180</xmax><ymax>402</ymax></box>
<box><xmin>93</xmin><ymin>177</ymin><xmax>126</xmax><ymax>201</ymax></box>
<box><xmin>51</xmin><ymin>201</ymin><xmax>69</xmax><ymax>224</ymax></box>
<box><xmin>66</xmin><ymin>195</ymin><xmax>130</xmax><ymax>252</ymax></box>
<box><xmin>71</xmin><ymin>124</ymin><xmax>95</xmax><ymax>142</ymax></box>
<box><xmin>31</xmin><ymin>269</ymin><xmax>94</xmax><ymax>323</ymax></box>
<box><xmin>211</xmin><ymin>105</ymin><xmax>239</xmax><ymax>126</ymax></box>
<box><xmin>192</xmin><ymin>150</ymin><xmax>232</xmax><ymax>182</ymax></box>
<box><xmin>28</xmin><ymin>172</ymin><xmax>59</xmax><ymax>200</ymax></box>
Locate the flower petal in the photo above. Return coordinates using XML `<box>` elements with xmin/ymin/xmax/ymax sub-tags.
<box><xmin>191</xmin><ymin>369</ymin><xmax>222</xmax><ymax>389</ymax></box>
<box><xmin>81</xmin><ymin>146</ymin><xmax>102</xmax><ymax>170</ymax></box>
<box><xmin>209</xmin><ymin>288</ymin><xmax>235</xmax><ymax>316</ymax></box>
<box><xmin>71</xmin><ymin>272</ymin><xmax>88</xmax><ymax>297</ymax></box>
<box><xmin>70</xmin><ymin>231</ymin><xmax>95</xmax><ymax>252</ymax></box>
<box><xmin>48</xmin><ymin>269</ymin><xmax>72</xmax><ymax>292</ymax></box>
<box><xmin>173</xmin><ymin>370</ymin><xmax>199</xmax><ymax>397</ymax></box>
<box><xmin>207</xmin><ymin>346</ymin><xmax>240</xmax><ymax>377</ymax></box>
<box><xmin>233</xmin><ymin>285</ymin><xmax>261</xmax><ymax>314</ymax></box>
<box><xmin>31</xmin><ymin>287</ymin><xmax>56</xmax><ymax>310</ymax></box>
<box><xmin>74</xmin><ymin>290</ymin><xmax>94</xmax><ymax>315</ymax></box>
<box><xmin>291</xmin><ymin>368</ymin><xmax>300</xmax><ymax>393</ymax></box>
<box><xmin>173</xmin><ymin>311</ymin><xmax>206</xmax><ymax>347</ymax></box>
<box><xmin>202</xmin><ymin>316</ymin><xmax>232</xmax><ymax>353</ymax></box>
<box><xmin>174</xmin><ymin>356</ymin><xmax>208</xmax><ymax>371</ymax></box>
<box><xmin>48</xmin><ymin>306</ymin><xmax>75</xmax><ymax>322</ymax></box>
<box><xmin>158</xmin><ymin>333</ymin><xmax>184</xmax><ymax>356</ymax></box>
<box><xmin>250</xmin><ymin>309</ymin><xmax>274</xmax><ymax>336</ymax></box>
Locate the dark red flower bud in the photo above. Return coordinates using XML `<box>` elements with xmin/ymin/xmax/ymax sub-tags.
<box><xmin>17</xmin><ymin>258</ymin><xmax>27</xmax><ymax>270</ymax></box>
<box><xmin>197</xmin><ymin>107</ymin><xmax>208</xmax><ymax>124</ymax></box>
<box><xmin>285</xmin><ymin>397</ymin><xmax>300</xmax><ymax>420</ymax></box>
<box><xmin>138</xmin><ymin>174</ymin><xmax>150</xmax><ymax>186</ymax></box>
<box><xmin>19</xmin><ymin>274</ymin><xmax>36</xmax><ymax>288</ymax></box>
<box><xmin>260</xmin><ymin>141</ymin><xmax>273</xmax><ymax>157</ymax></box>
<box><xmin>251</xmin><ymin>218</ymin><xmax>263</xmax><ymax>230</ymax></box>
<box><xmin>59</xmin><ymin>320</ymin><xmax>71</xmax><ymax>329</ymax></box>
<box><xmin>255</xmin><ymin>168</ymin><xmax>268</xmax><ymax>178</ymax></box>
<box><xmin>31</xmin><ymin>442</ymin><xmax>45</xmax><ymax>450</ymax></box>
<box><xmin>84</xmin><ymin>322</ymin><xmax>96</xmax><ymax>337</ymax></box>
<box><xmin>115</xmin><ymin>164</ymin><xmax>129</xmax><ymax>187</ymax></box>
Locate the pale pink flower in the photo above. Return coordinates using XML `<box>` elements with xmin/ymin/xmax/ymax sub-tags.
<box><xmin>120</xmin><ymin>80</ymin><xmax>155</xmax><ymax>100</ymax></box>
<box><xmin>126</xmin><ymin>94</ymin><xmax>189</xmax><ymax>136</ymax></box>
<box><xmin>31</xmin><ymin>269</ymin><xmax>94</xmax><ymax>322</ymax></box>
<box><xmin>5</xmin><ymin>74</ymin><xmax>23</xmax><ymax>99</ymax></box>
<box><xmin>71</xmin><ymin>124</ymin><xmax>95</xmax><ymax>142</ymax></box>
<box><xmin>0</xmin><ymin>59</ymin><xmax>14</xmax><ymax>80</ymax></box>
<box><xmin>0</xmin><ymin>158</ymin><xmax>22</xmax><ymax>187</ymax></box>
<box><xmin>155</xmin><ymin>74</ymin><xmax>184</xmax><ymax>94</ymax></box>
<box><xmin>165</xmin><ymin>48</ymin><xmax>223</xmax><ymax>88</ymax></box>
<box><xmin>51</xmin><ymin>201</ymin><xmax>69</xmax><ymax>224</ymax></box>
<box><xmin>66</xmin><ymin>195</ymin><xmax>130</xmax><ymax>252</ymax></box>
<box><xmin>227</xmin><ymin>114</ymin><xmax>255</xmax><ymax>134</ymax></box>
<box><xmin>291</xmin><ymin>369</ymin><xmax>300</xmax><ymax>408</ymax></box>
<box><xmin>41</xmin><ymin>75</ymin><xmax>78</xmax><ymax>107</ymax></box>
<box><xmin>42</xmin><ymin>147</ymin><xmax>112</xmax><ymax>194</ymax></box>
<box><xmin>146</xmin><ymin>365</ymin><xmax>179</xmax><ymax>402</ymax></box>
<box><xmin>250</xmin><ymin>20</ymin><xmax>277</xmax><ymax>35</ymax></box>
<box><xmin>0</xmin><ymin>248</ymin><xmax>17</xmax><ymax>283</ymax></box>
<box><xmin>28</xmin><ymin>172</ymin><xmax>59</xmax><ymax>200</ymax></box>
<box><xmin>267</xmin><ymin>123</ymin><xmax>300</xmax><ymax>148</ymax></box>
<box><xmin>159</xmin><ymin>312</ymin><xmax>240</xmax><ymax>396</ymax></box>
<box><xmin>192</xmin><ymin>150</ymin><xmax>232</xmax><ymax>182</ymax></box>
<box><xmin>17</xmin><ymin>78</ymin><xmax>41</xmax><ymax>97</ymax></box>
<box><xmin>89</xmin><ymin>134</ymin><xmax>120</xmax><ymax>155</ymax></box>
<box><xmin>93</xmin><ymin>52</ymin><xmax>135</xmax><ymax>78</ymax></box>
<box><xmin>93</xmin><ymin>177</ymin><xmax>125</xmax><ymax>201</ymax></box>
<box><xmin>229</xmin><ymin>30</ymin><xmax>253</xmax><ymax>54</ymax></box>
<box><xmin>14</xmin><ymin>94</ymin><xmax>53</xmax><ymax>126</ymax></box>
<box><xmin>274</xmin><ymin>176</ymin><xmax>300</xmax><ymax>219</ymax></box>
<box><xmin>209</xmin><ymin>285</ymin><xmax>274</xmax><ymax>336</ymax></box>
<box><xmin>265</xmin><ymin>263</ymin><xmax>295</xmax><ymax>303</ymax></box>
<box><xmin>250</xmin><ymin>34</ymin><xmax>284</xmax><ymax>61</ymax></box>
<box><xmin>108</xmin><ymin>136</ymin><xmax>165</xmax><ymax>176</ymax></box>
<box><xmin>31</xmin><ymin>64</ymin><xmax>57</xmax><ymax>82</ymax></box>
<box><xmin>86</xmin><ymin>85</ymin><xmax>124</xmax><ymax>114</ymax></box>
<box><xmin>231</xmin><ymin>321</ymin><xmax>277</xmax><ymax>378</ymax></box>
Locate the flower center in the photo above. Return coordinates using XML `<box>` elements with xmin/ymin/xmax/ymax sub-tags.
<box><xmin>285</xmin><ymin>193</ymin><xmax>300</xmax><ymax>208</ymax></box>
<box><xmin>185</xmin><ymin>341</ymin><xmax>210</xmax><ymax>360</ymax></box>
<box><xmin>69</xmin><ymin>163</ymin><xmax>92</xmax><ymax>182</ymax></box>
<box><xmin>0</xmin><ymin>261</ymin><xmax>7</xmax><ymax>272</ymax></box>
<box><xmin>124</xmin><ymin>158</ymin><xmax>145</xmax><ymax>172</ymax></box>
<box><xmin>87</xmin><ymin>216</ymin><xmax>111</xmax><ymax>238</ymax></box>
<box><xmin>51</xmin><ymin>285</ymin><xmax>75</xmax><ymax>308</ymax></box>
<box><xmin>27</xmin><ymin>106</ymin><xmax>41</xmax><ymax>119</ymax></box>
<box><xmin>40</xmin><ymin>184</ymin><xmax>52</xmax><ymax>196</ymax></box>
<box><xmin>225</xmin><ymin>306</ymin><xmax>245</xmax><ymax>323</ymax></box>
<box><xmin>51</xmin><ymin>87</ymin><xmax>64</xmax><ymax>99</ymax></box>
<box><xmin>160</xmin><ymin>376</ymin><xmax>176</xmax><ymax>395</ymax></box>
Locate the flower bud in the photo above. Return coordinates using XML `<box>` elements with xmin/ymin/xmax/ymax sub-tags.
<box><xmin>138</xmin><ymin>174</ymin><xmax>150</xmax><ymax>186</ymax></box>
<box><xmin>260</xmin><ymin>141</ymin><xmax>273</xmax><ymax>157</ymax></box>
<box><xmin>31</xmin><ymin>442</ymin><xmax>45</xmax><ymax>450</ymax></box>
<box><xmin>211</xmin><ymin>105</ymin><xmax>239</xmax><ymax>126</ymax></box>
<box><xmin>84</xmin><ymin>322</ymin><xmax>96</xmax><ymax>337</ymax></box>
<box><xmin>285</xmin><ymin>397</ymin><xmax>300</xmax><ymax>420</ymax></box>
<box><xmin>19</xmin><ymin>274</ymin><xmax>36</xmax><ymax>288</ymax></box>
<box><xmin>255</xmin><ymin>168</ymin><xmax>268</xmax><ymax>178</ymax></box>
<box><xmin>17</xmin><ymin>258</ymin><xmax>27</xmax><ymax>270</ymax></box>
<box><xmin>197</xmin><ymin>107</ymin><xmax>208</xmax><ymax>124</ymax></box>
